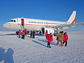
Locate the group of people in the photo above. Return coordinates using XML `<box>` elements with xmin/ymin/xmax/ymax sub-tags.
<box><xmin>30</xmin><ymin>30</ymin><xmax>35</xmax><ymax>38</ymax></box>
<box><xmin>18</xmin><ymin>28</ymin><xmax>68</xmax><ymax>48</ymax></box>
<box><xmin>18</xmin><ymin>28</ymin><xmax>27</xmax><ymax>39</ymax></box>
<box><xmin>45</xmin><ymin>30</ymin><xmax>68</xmax><ymax>48</ymax></box>
<box><xmin>20</xmin><ymin>19</ymin><xmax>36</xmax><ymax>39</ymax></box>
<box><xmin>56</xmin><ymin>31</ymin><xmax>68</xmax><ymax>47</ymax></box>
<box><xmin>18</xmin><ymin>28</ymin><xmax>36</xmax><ymax>39</ymax></box>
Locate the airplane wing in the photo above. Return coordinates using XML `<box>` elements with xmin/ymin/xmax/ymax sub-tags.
<box><xmin>53</xmin><ymin>23</ymin><xmax>84</xmax><ymax>28</ymax></box>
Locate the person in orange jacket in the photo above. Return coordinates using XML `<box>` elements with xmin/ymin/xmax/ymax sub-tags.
<box><xmin>63</xmin><ymin>32</ymin><xmax>68</xmax><ymax>46</ymax></box>
<box><xmin>46</xmin><ymin>33</ymin><xmax>53</xmax><ymax>48</ymax></box>
<box><xmin>24</xmin><ymin>28</ymin><xmax>27</xmax><ymax>35</ymax></box>
<box><xmin>18</xmin><ymin>30</ymin><xmax>21</xmax><ymax>38</ymax></box>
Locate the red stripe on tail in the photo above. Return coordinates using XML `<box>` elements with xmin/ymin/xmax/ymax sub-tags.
<box><xmin>71</xmin><ymin>18</ymin><xmax>75</xmax><ymax>24</ymax></box>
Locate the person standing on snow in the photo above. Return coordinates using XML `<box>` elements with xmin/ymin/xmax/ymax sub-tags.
<box><xmin>22</xmin><ymin>30</ymin><xmax>25</xmax><ymax>39</ymax></box>
<box><xmin>24</xmin><ymin>28</ymin><xmax>27</xmax><ymax>35</ymax></box>
<box><xmin>18</xmin><ymin>30</ymin><xmax>21</xmax><ymax>38</ymax></box>
<box><xmin>57</xmin><ymin>31</ymin><xmax>64</xmax><ymax>47</ymax></box>
<box><xmin>45</xmin><ymin>30</ymin><xmax>48</xmax><ymax>36</ymax></box>
<box><xmin>46</xmin><ymin>33</ymin><xmax>53</xmax><ymax>48</ymax></box>
<box><xmin>45</xmin><ymin>30</ymin><xmax>48</xmax><ymax>39</ymax></box>
<box><xmin>30</xmin><ymin>30</ymin><xmax>32</xmax><ymax>38</ymax></box>
<box><xmin>32</xmin><ymin>30</ymin><xmax>35</xmax><ymax>38</ymax></box>
<box><xmin>56</xmin><ymin>36</ymin><xmax>58</xmax><ymax>44</ymax></box>
<box><xmin>63</xmin><ymin>32</ymin><xmax>68</xmax><ymax>46</ymax></box>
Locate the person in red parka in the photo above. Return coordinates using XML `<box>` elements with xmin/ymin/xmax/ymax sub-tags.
<box><xmin>45</xmin><ymin>30</ymin><xmax>48</xmax><ymax>36</ymax></box>
<box><xmin>45</xmin><ymin>30</ymin><xmax>48</xmax><ymax>39</ymax></box>
<box><xmin>63</xmin><ymin>32</ymin><xmax>68</xmax><ymax>46</ymax></box>
<box><xmin>18</xmin><ymin>30</ymin><xmax>21</xmax><ymax>38</ymax></box>
<box><xmin>56</xmin><ymin>36</ymin><xmax>58</xmax><ymax>41</ymax></box>
<box><xmin>46</xmin><ymin>33</ymin><xmax>53</xmax><ymax>48</ymax></box>
<box><xmin>21</xmin><ymin>19</ymin><xmax>24</xmax><ymax>26</ymax></box>
<box><xmin>24</xmin><ymin>28</ymin><xmax>27</xmax><ymax>35</ymax></box>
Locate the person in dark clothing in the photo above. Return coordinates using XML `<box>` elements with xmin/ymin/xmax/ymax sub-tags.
<box><xmin>32</xmin><ymin>31</ymin><xmax>35</xmax><ymax>38</ymax></box>
<box><xmin>22</xmin><ymin>31</ymin><xmax>25</xmax><ymax>39</ymax></box>
<box><xmin>30</xmin><ymin>31</ymin><xmax>33</xmax><ymax>38</ymax></box>
<box><xmin>40</xmin><ymin>31</ymin><xmax>41</xmax><ymax>35</ymax></box>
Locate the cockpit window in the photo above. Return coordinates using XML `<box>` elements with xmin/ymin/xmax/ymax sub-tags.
<box><xmin>9</xmin><ymin>20</ymin><xmax>16</xmax><ymax>22</ymax></box>
<box><xmin>10</xmin><ymin>20</ymin><xmax>13</xmax><ymax>22</ymax></box>
<box><xmin>14</xmin><ymin>20</ymin><xmax>16</xmax><ymax>22</ymax></box>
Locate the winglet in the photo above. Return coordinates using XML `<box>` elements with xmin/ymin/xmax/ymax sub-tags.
<box><xmin>67</xmin><ymin>11</ymin><xmax>76</xmax><ymax>24</ymax></box>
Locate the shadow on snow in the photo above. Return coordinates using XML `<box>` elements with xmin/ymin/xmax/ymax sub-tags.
<box><xmin>6</xmin><ymin>33</ymin><xmax>16</xmax><ymax>35</ymax></box>
<box><xmin>32</xmin><ymin>40</ymin><xmax>47</xmax><ymax>47</ymax></box>
<box><xmin>38</xmin><ymin>39</ymin><xmax>56</xmax><ymax>46</ymax></box>
<box><xmin>0</xmin><ymin>47</ymin><xmax>14</xmax><ymax>63</ymax></box>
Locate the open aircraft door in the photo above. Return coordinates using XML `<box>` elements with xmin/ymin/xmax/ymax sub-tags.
<box><xmin>16</xmin><ymin>18</ymin><xmax>21</xmax><ymax>26</ymax></box>
<box><xmin>16</xmin><ymin>18</ymin><xmax>22</xmax><ymax>30</ymax></box>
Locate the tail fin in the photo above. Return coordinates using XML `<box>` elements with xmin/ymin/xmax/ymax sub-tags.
<box><xmin>67</xmin><ymin>11</ymin><xmax>76</xmax><ymax>24</ymax></box>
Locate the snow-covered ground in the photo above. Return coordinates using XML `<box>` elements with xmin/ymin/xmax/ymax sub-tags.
<box><xmin>0</xmin><ymin>30</ymin><xmax>84</xmax><ymax>63</ymax></box>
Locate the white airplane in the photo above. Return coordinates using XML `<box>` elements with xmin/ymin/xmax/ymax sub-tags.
<box><xmin>3</xmin><ymin>11</ymin><xmax>84</xmax><ymax>35</ymax></box>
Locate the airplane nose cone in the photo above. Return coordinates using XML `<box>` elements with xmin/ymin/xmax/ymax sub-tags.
<box><xmin>3</xmin><ymin>23</ymin><xmax>6</xmax><ymax>28</ymax></box>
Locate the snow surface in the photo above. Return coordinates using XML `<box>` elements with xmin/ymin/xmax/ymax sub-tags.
<box><xmin>0</xmin><ymin>30</ymin><xmax>84</xmax><ymax>63</ymax></box>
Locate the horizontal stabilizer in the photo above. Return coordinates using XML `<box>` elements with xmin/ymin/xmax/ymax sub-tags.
<box><xmin>53</xmin><ymin>22</ymin><xmax>84</xmax><ymax>28</ymax></box>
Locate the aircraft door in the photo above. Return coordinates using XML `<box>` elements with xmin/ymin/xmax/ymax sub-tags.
<box><xmin>41</xmin><ymin>28</ymin><xmax>45</xmax><ymax>34</ymax></box>
<box><xmin>16</xmin><ymin>18</ymin><xmax>22</xmax><ymax>30</ymax></box>
<box><xmin>17</xmin><ymin>18</ymin><xmax>21</xmax><ymax>25</ymax></box>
